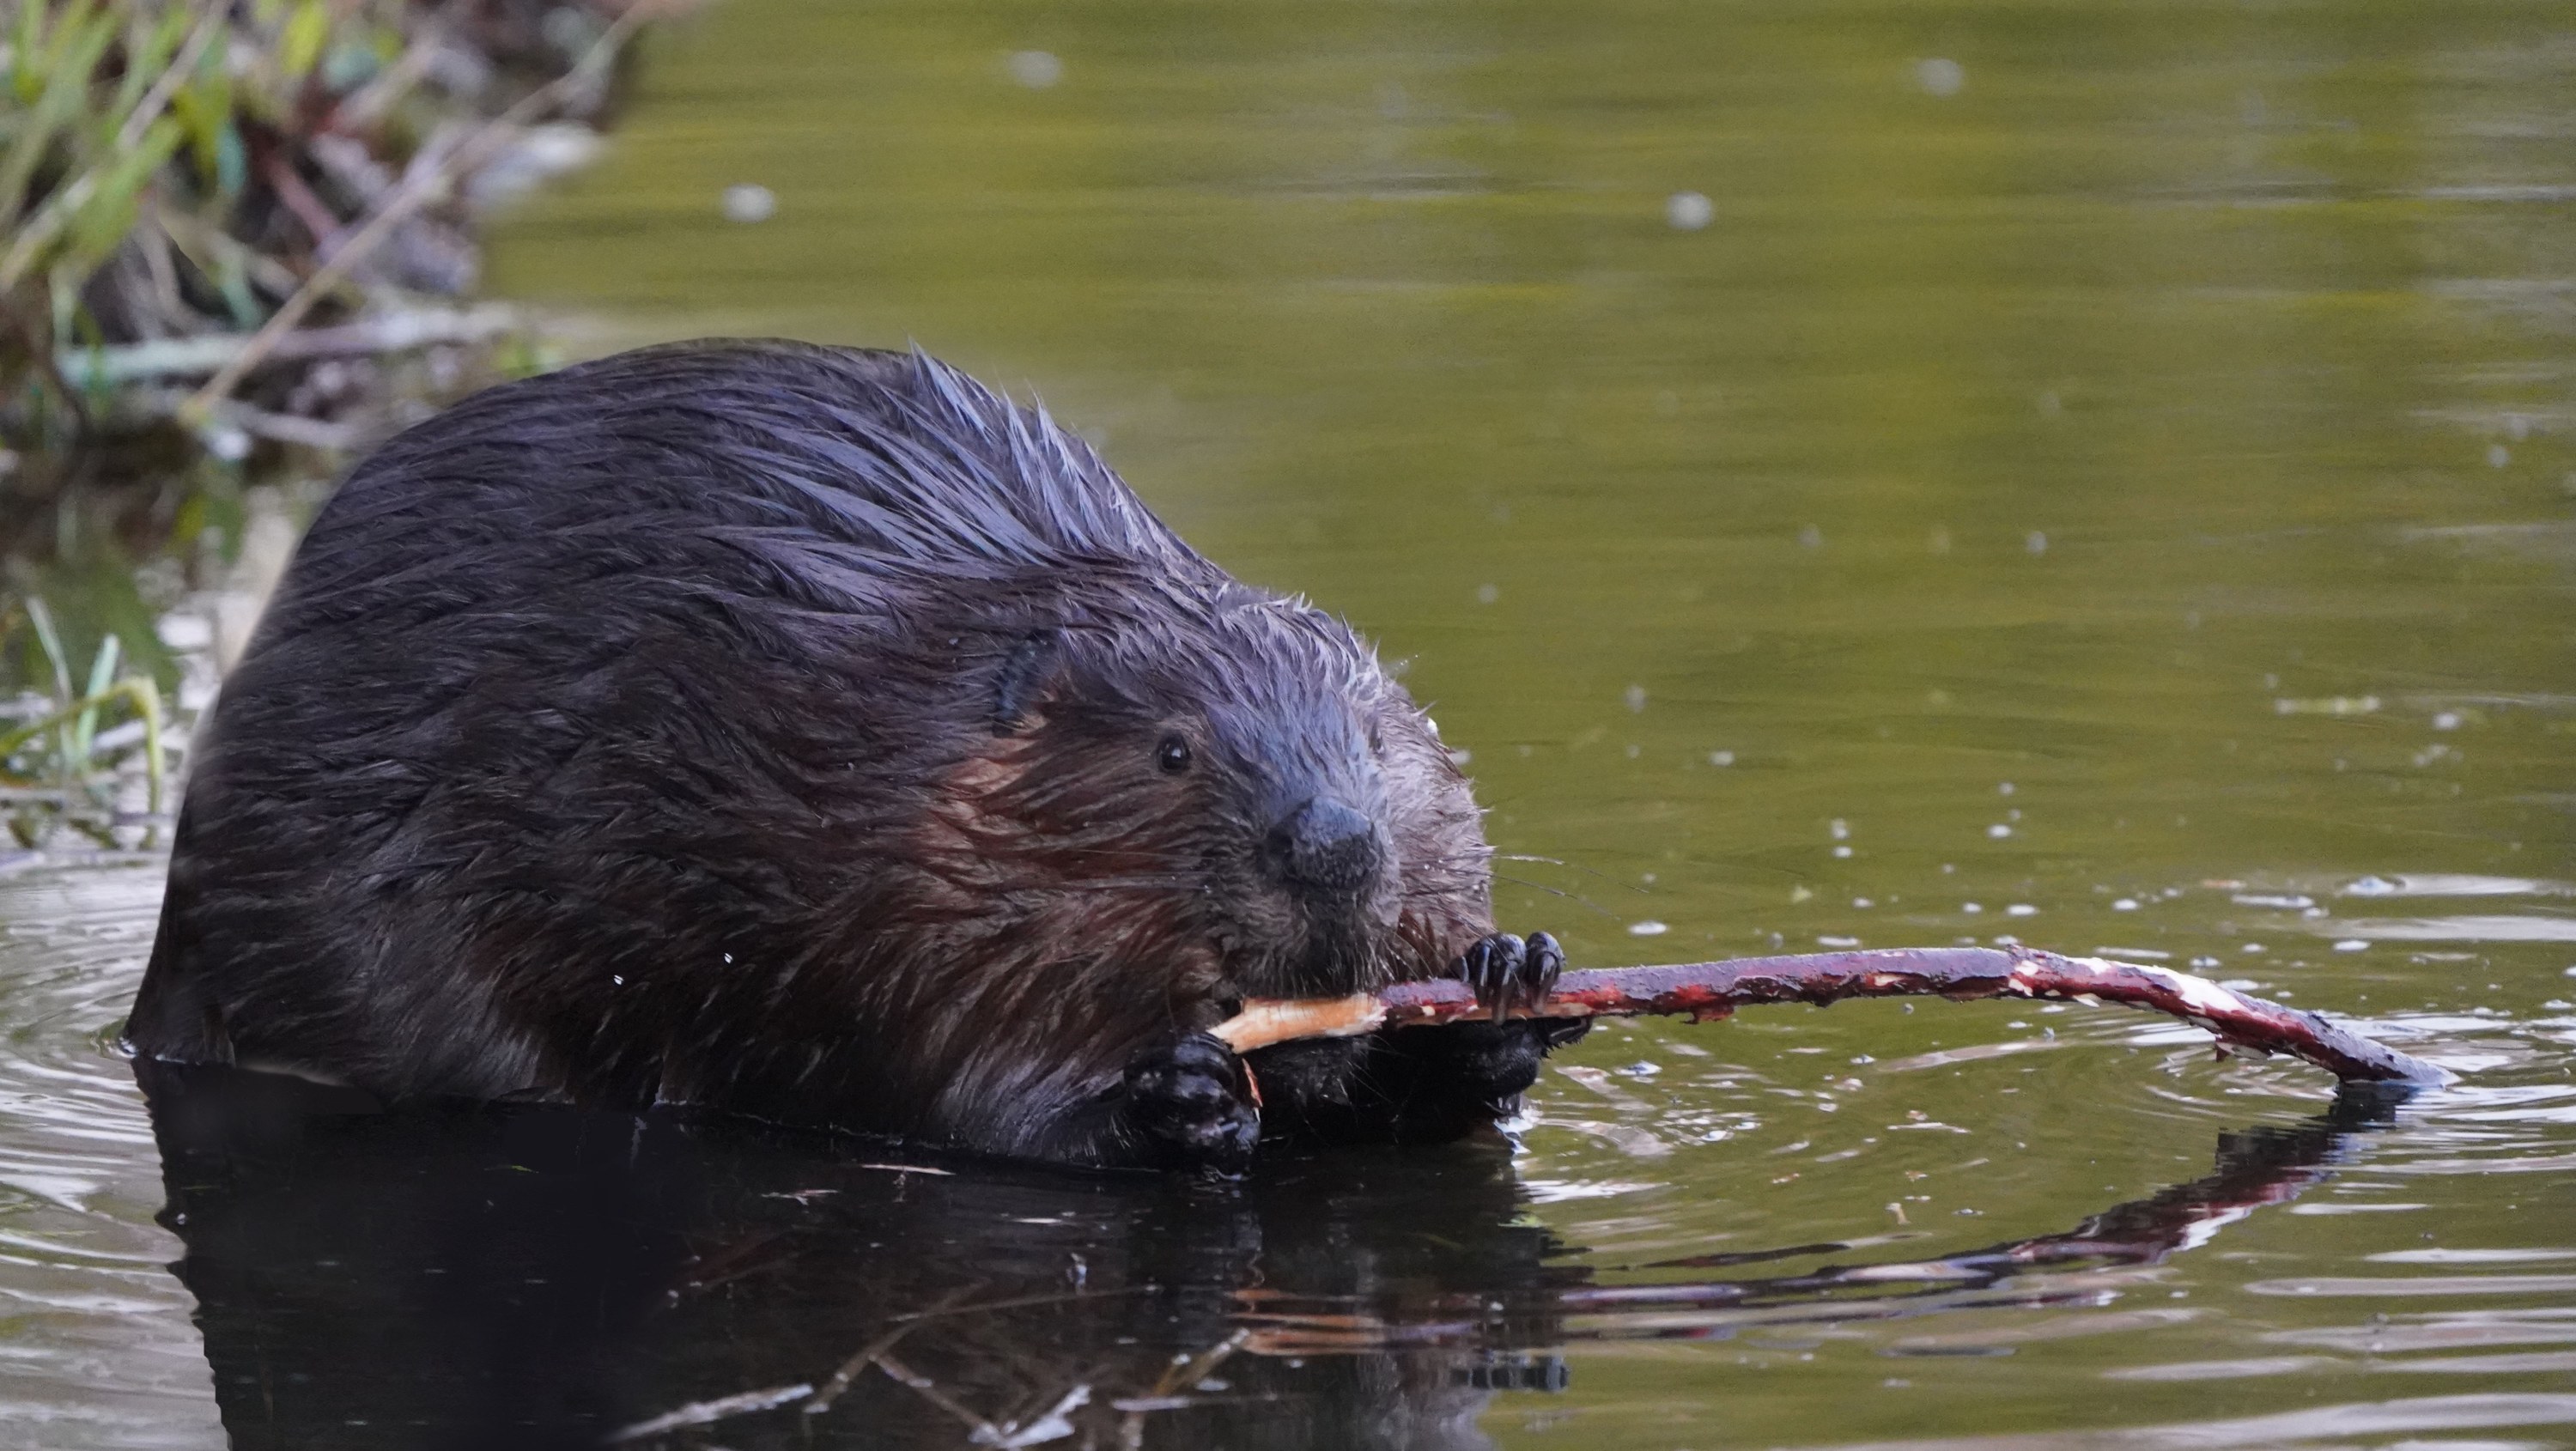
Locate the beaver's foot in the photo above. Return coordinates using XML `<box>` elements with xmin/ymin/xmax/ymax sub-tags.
<box><xmin>1123</xmin><ymin>1032</ymin><xmax>1260</xmax><ymax>1175</ymax></box>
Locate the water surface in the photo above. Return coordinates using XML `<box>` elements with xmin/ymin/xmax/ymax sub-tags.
<box><xmin>6</xmin><ymin>0</ymin><xmax>2574</xmax><ymax>1445</ymax></box>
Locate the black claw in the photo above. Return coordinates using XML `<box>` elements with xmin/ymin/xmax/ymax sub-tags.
<box><xmin>1124</xmin><ymin>1033</ymin><xmax>1260</xmax><ymax>1175</ymax></box>
<box><xmin>1460</xmin><ymin>932</ymin><xmax>1526</xmax><ymax>1023</ymax></box>
<box><xmin>1524</xmin><ymin>931</ymin><xmax>1564</xmax><ymax>1003</ymax></box>
<box><xmin>1518</xmin><ymin>932</ymin><xmax>1589</xmax><ymax>1049</ymax></box>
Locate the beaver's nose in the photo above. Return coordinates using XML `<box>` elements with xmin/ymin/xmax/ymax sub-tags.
<box><xmin>1266</xmin><ymin>797</ymin><xmax>1382</xmax><ymax>895</ymax></box>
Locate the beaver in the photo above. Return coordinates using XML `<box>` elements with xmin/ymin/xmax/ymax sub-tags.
<box><xmin>125</xmin><ymin>341</ymin><xmax>1583</xmax><ymax>1173</ymax></box>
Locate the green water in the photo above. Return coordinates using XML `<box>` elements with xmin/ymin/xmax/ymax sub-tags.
<box><xmin>492</xmin><ymin>0</ymin><xmax>2573</xmax><ymax>939</ymax></box>
<box><xmin>3</xmin><ymin>0</ymin><xmax>2573</xmax><ymax>1446</ymax></box>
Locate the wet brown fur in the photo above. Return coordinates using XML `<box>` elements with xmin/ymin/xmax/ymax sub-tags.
<box><xmin>127</xmin><ymin>343</ymin><xmax>1534</xmax><ymax>1168</ymax></box>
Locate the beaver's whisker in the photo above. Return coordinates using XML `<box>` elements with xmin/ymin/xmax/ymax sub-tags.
<box><xmin>1492</xmin><ymin>853</ymin><xmax>1649</xmax><ymax>895</ymax></box>
<box><xmin>1485</xmin><ymin>874</ymin><xmax>1622</xmax><ymax>919</ymax></box>
<box><xmin>1405</xmin><ymin>852</ymin><xmax>1498</xmax><ymax>868</ymax></box>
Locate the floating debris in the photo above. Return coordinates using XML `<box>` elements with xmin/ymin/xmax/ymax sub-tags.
<box><xmin>722</xmin><ymin>183</ymin><xmax>778</xmax><ymax>222</ymax></box>
<box><xmin>1007</xmin><ymin>49</ymin><xmax>1064</xmax><ymax>88</ymax></box>
<box><xmin>1916</xmin><ymin>57</ymin><xmax>1965</xmax><ymax>96</ymax></box>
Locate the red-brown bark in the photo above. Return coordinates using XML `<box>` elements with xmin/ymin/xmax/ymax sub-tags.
<box><xmin>1210</xmin><ymin>945</ymin><xmax>2450</xmax><ymax>1087</ymax></box>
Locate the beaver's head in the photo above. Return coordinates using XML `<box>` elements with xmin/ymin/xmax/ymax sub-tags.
<box><xmin>926</xmin><ymin>578</ymin><xmax>1495</xmax><ymax>1001</ymax></box>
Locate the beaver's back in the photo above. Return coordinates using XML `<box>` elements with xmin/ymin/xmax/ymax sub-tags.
<box><xmin>126</xmin><ymin>343</ymin><xmax>1214</xmax><ymax>1100</ymax></box>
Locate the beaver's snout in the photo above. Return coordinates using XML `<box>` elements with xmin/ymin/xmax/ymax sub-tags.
<box><xmin>1265</xmin><ymin>797</ymin><xmax>1383</xmax><ymax>896</ymax></box>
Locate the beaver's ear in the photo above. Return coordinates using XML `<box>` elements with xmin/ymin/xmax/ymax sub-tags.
<box><xmin>991</xmin><ymin>628</ymin><xmax>1062</xmax><ymax>734</ymax></box>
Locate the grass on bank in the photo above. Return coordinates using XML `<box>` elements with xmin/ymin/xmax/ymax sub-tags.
<box><xmin>3</xmin><ymin>0</ymin><xmax>629</xmax><ymax>559</ymax></box>
<box><xmin>3</xmin><ymin>0</ymin><xmax>647</xmax><ymax>844</ymax></box>
<box><xmin>1</xmin><ymin>593</ymin><xmax>171</xmax><ymax>849</ymax></box>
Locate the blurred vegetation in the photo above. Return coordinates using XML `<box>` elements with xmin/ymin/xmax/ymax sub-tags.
<box><xmin>0</xmin><ymin>0</ymin><xmax>635</xmax><ymax>564</ymax></box>
<box><xmin>0</xmin><ymin>0</ymin><xmax>648</xmax><ymax>840</ymax></box>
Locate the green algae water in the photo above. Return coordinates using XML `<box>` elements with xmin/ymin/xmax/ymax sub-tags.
<box><xmin>5</xmin><ymin>1</ymin><xmax>2575</xmax><ymax>1445</ymax></box>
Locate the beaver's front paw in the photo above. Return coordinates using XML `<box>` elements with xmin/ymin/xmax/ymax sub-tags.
<box><xmin>1460</xmin><ymin>930</ymin><xmax>1566</xmax><ymax>1023</ymax></box>
<box><xmin>1124</xmin><ymin>1033</ymin><xmax>1260</xmax><ymax>1175</ymax></box>
<box><xmin>1439</xmin><ymin>931</ymin><xmax>1589</xmax><ymax>1107</ymax></box>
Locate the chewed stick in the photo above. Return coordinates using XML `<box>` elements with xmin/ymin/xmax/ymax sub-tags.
<box><xmin>1207</xmin><ymin>945</ymin><xmax>2452</xmax><ymax>1087</ymax></box>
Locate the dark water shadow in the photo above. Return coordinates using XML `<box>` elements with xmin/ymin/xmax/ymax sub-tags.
<box><xmin>137</xmin><ymin>1059</ymin><xmax>2417</xmax><ymax>1450</ymax></box>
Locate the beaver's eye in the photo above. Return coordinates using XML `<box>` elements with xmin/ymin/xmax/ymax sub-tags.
<box><xmin>1156</xmin><ymin>736</ymin><xmax>1193</xmax><ymax>774</ymax></box>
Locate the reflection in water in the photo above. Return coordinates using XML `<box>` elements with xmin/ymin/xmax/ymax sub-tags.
<box><xmin>141</xmin><ymin>1057</ymin><xmax>2413</xmax><ymax>1449</ymax></box>
<box><xmin>1540</xmin><ymin>1084</ymin><xmax>2418</xmax><ymax>1352</ymax></box>
<box><xmin>141</xmin><ymin>1057</ymin><xmax>1571</xmax><ymax>1450</ymax></box>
